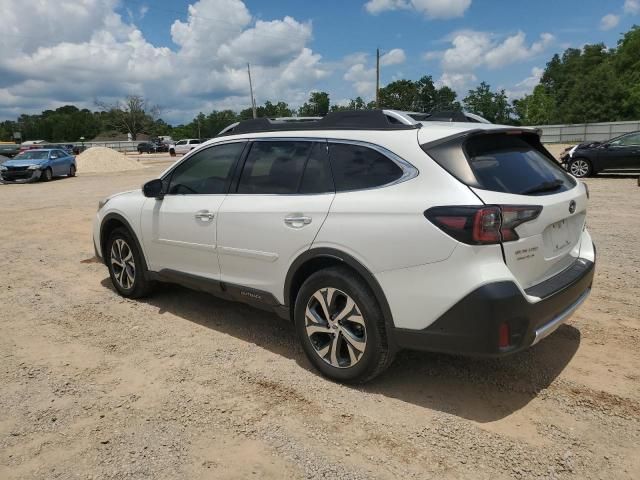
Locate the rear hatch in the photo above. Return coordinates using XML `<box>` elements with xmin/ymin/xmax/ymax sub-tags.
<box><xmin>423</xmin><ymin>130</ymin><xmax>588</xmax><ymax>290</ymax></box>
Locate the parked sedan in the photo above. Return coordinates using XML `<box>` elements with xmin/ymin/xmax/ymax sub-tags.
<box><xmin>562</xmin><ymin>131</ymin><xmax>640</xmax><ymax>177</ymax></box>
<box><xmin>0</xmin><ymin>149</ymin><xmax>76</xmax><ymax>182</ymax></box>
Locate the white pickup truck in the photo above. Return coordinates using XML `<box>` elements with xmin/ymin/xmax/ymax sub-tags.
<box><xmin>169</xmin><ymin>139</ymin><xmax>203</xmax><ymax>156</ymax></box>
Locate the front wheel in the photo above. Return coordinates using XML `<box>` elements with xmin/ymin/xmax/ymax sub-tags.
<box><xmin>41</xmin><ymin>168</ymin><xmax>53</xmax><ymax>182</ymax></box>
<box><xmin>568</xmin><ymin>158</ymin><xmax>592</xmax><ymax>178</ymax></box>
<box><xmin>169</xmin><ymin>148</ymin><xmax>176</xmax><ymax>157</ymax></box>
<box><xmin>106</xmin><ymin>228</ymin><xmax>154</xmax><ymax>298</ymax></box>
<box><xmin>68</xmin><ymin>164</ymin><xmax>76</xmax><ymax>177</ymax></box>
<box><xmin>294</xmin><ymin>266</ymin><xmax>393</xmax><ymax>383</ymax></box>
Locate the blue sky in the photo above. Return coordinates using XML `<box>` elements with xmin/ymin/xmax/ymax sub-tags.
<box><xmin>1</xmin><ymin>0</ymin><xmax>639</xmax><ymax>123</ymax></box>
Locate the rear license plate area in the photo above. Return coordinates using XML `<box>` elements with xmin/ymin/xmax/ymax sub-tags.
<box><xmin>548</xmin><ymin>219</ymin><xmax>572</xmax><ymax>253</ymax></box>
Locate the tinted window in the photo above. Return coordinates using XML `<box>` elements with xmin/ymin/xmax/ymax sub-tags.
<box><xmin>237</xmin><ymin>141</ymin><xmax>312</xmax><ymax>194</ymax></box>
<box><xmin>300</xmin><ymin>143</ymin><xmax>334</xmax><ymax>194</ymax></box>
<box><xmin>616</xmin><ymin>133</ymin><xmax>640</xmax><ymax>146</ymax></box>
<box><xmin>167</xmin><ymin>142</ymin><xmax>244</xmax><ymax>195</ymax></box>
<box><xmin>328</xmin><ymin>143</ymin><xmax>403</xmax><ymax>191</ymax></box>
<box><xmin>189</xmin><ymin>140</ymin><xmax>201</xmax><ymax>145</ymax></box>
<box><xmin>464</xmin><ymin>134</ymin><xmax>575</xmax><ymax>195</ymax></box>
<box><xmin>176</xmin><ymin>141</ymin><xmax>186</xmax><ymax>145</ymax></box>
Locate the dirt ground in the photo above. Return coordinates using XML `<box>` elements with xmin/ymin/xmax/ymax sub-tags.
<box><xmin>0</xmin><ymin>161</ymin><xmax>638</xmax><ymax>480</ymax></box>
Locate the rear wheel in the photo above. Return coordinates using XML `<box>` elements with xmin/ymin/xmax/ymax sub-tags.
<box><xmin>294</xmin><ymin>266</ymin><xmax>393</xmax><ymax>383</ymax></box>
<box><xmin>41</xmin><ymin>168</ymin><xmax>53</xmax><ymax>182</ymax></box>
<box><xmin>106</xmin><ymin>228</ymin><xmax>154</xmax><ymax>298</ymax></box>
<box><xmin>568</xmin><ymin>158</ymin><xmax>592</xmax><ymax>178</ymax></box>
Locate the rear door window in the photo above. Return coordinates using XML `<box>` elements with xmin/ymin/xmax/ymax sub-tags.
<box><xmin>464</xmin><ymin>134</ymin><xmax>575</xmax><ymax>195</ymax></box>
<box><xmin>237</xmin><ymin>141</ymin><xmax>312</xmax><ymax>194</ymax></box>
<box><xmin>327</xmin><ymin>143</ymin><xmax>403</xmax><ymax>192</ymax></box>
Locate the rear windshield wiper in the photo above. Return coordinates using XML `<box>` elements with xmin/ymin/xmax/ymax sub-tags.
<box><xmin>520</xmin><ymin>179</ymin><xmax>564</xmax><ymax>195</ymax></box>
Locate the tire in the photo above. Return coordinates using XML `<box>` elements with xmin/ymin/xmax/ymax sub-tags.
<box><xmin>106</xmin><ymin>227</ymin><xmax>154</xmax><ymax>298</ymax></box>
<box><xmin>568</xmin><ymin>158</ymin><xmax>593</xmax><ymax>178</ymax></box>
<box><xmin>68</xmin><ymin>164</ymin><xmax>76</xmax><ymax>177</ymax></box>
<box><xmin>41</xmin><ymin>168</ymin><xmax>53</xmax><ymax>182</ymax></box>
<box><xmin>169</xmin><ymin>148</ymin><xmax>176</xmax><ymax>157</ymax></box>
<box><xmin>294</xmin><ymin>266</ymin><xmax>393</xmax><ymax>383</ymax></box>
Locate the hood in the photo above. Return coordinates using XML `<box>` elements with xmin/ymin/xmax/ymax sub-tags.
<box><xmin>575</xmin><ymin>141</ymin><xmax>602</xmax><ymax>151</ymax></box>
<box><xmin>2</xmin><ymin>158</ymin><xmax>48</xmax><ymax>167</ymax></box>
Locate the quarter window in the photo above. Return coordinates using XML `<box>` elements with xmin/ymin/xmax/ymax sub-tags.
<box><xmin>166</xmin><ymin>142</ymin><xmax>244</xmax><ymax>195</ymax></box>
<box><xmin>328</xmin><ymin>143</ymin><xmax>403</xmax><ymax>191</ymax></box>
<box><xmin>237</xmin><ymin>141</ymin><xmax>314</xmax><ymax>194</ymax></box>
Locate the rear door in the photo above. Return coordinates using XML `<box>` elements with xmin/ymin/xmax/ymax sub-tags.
<box><xmin>217</xmin><ymin>139</ymin><xmax>334</xmax><ymax>301</ymax></box>
<box><xmin>462</xmin><ymin>133</ymin><xmax>587</xmax><ymax>290</ymax></box>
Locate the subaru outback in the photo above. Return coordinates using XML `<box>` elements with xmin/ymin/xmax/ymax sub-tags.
<box><xmin>93</xmin><ymin>110</ymin><xmax>595</xmax><ymax>383</ymax></box>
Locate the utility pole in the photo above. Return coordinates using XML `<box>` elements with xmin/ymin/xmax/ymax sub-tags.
<box><xmin>375</xmin><ymin>48</ymin><xmax>380</xmax><ymax>109</ymax></box>
<box><xmin>247</xmin><ymin>63</ymin><xmax>257</xmax><ymax>119</ymax></box>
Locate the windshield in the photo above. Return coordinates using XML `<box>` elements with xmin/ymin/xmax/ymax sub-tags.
<box><xmin>15</xmin><ymin>151</ymin><xmax>49</xmax><ymax>160</ymax></box>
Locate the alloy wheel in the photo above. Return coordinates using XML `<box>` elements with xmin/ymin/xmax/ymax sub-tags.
<box><xmin>305</xmin><ymin>287</ymin><xmax>367</xmax><ymax>368</ymax></box>
<box><xmin>110</xmin><ymin>238</ymin><xmax>136</xmax><ymax>290</ymax></box>
<box><xmin>570</xmin><ymin>159</ymin><xmax>589</xmax><ymax>177</ymax></box>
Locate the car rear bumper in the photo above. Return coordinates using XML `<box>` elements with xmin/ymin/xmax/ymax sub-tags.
<box><xmin>392</xmin><ymin>247</ymin><xmax>595</xmax><ymax>356</ymax></box>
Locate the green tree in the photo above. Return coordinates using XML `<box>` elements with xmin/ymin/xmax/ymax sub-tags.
<box><xmin>298</xmin><ymin>92</ymin><xmax>330</xmax><ymax>116</ymax></box>
<box><xmin>378</xmin><ymin>79</ymin><xmax>419</xmax><ymax>110</ymax></box>
<box><xmin>96</xmin><ymin>95</ymin><xmax>159</xmax><ymax>140</ymax></box>
<box><xmin>463</xmin><ymin>82</ymin><xmax>513</xmax><ymax>124</ymax></box>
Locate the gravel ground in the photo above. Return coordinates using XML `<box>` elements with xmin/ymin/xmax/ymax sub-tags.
<box><xmin>0</xmin><ymin>165</ymin><xmax>638</xmax><ymax>479</ymax></box>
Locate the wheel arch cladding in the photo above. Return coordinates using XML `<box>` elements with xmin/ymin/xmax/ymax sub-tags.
<box><xmin>100</xmin><ymin>213</ymin><xmax>149</xmax><ymax>272</ymax></box>
<box><xmin>284</xmin><ymin>248</ymin><xmax>398</xmax><ymax>349</ymax></box>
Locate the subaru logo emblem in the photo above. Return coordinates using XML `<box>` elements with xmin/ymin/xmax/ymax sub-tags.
<box><xmin>569</xmin><ymin>200</ymin><xmax>576</xmax><ymax>214</ymax></box>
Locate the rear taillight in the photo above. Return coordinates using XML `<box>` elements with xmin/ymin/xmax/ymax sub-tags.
<box><xmin>425</xmin><ymin>205</ymin><xmax>541</xmax><ymax>245</ymax></box>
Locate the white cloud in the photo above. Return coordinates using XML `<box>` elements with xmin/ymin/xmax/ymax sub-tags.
<box><xmin>600</xmin><ymin>13</ymin><xmax>620</xmax><ymax>31</ymax></box>
<box><xmin>0</xmin><ymin>0</ymin><xmax>330</xmax><ymax>122</ymax></box>
<box><xmin>364</xmin><ymin>0</ymin><xmax>471</xmax><ymax>19</ymax></box>
<box><xmin>380</xmin><ymin>48</ymin><xmax>406</xmax><ymax>66</ymax></box>
<box><xmin>432</xmin><ymin>30</ymin><xmax>554</xmax><ymax>73</ymax></box>
<box><xmin>427</xmin><ymin>30</ymin><xmax>553</xmax><ymax>95</ymax></box>
<box><xmin>624</xmin><ymin>0</ymin><xmax>640</xmax><ymax>14</ymax></box>
<box><xmin>437</xmin><ymin>72</ymin><xmax>476</xmax><ymax>91</ymax></box>
<box><xmin>506</xmin><ymin>66</ymin><xmax>544</xmax><ymax>99</ymax></box>
<box><xmin>344</xmin><ymin>62</ymin><xmax>376</xmax><ymax>97</ymax></box>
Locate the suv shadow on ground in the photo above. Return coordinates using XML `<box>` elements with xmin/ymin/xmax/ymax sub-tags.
<box><xmin>101</xmin><ymin>279</ymin><xmax>580</xmax><ymax>423</ymax></box>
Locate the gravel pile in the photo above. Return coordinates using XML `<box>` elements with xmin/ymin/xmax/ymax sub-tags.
<box><xmin>76</xmin><ymin>147</ymin><xmax>145</xmax><ymax>173</ymax></box>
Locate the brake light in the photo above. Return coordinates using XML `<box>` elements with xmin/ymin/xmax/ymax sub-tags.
<box><xmin>425</xmin><ymin>205</ymin><xmax>541</xmax><ymax>245</ymax></box>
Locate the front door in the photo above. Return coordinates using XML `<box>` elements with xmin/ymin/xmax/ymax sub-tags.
<box><xmin>217</xmin><ymin>140</ymin><xmax>335</xmax><ymax>303</ymax></box>
<box><xmin>140</xmin><ymin>141</ymin><xmax>246</xmax><ymax>279</ymax></box>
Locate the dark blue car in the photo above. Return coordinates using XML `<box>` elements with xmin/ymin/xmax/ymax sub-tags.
<box><xmin>0</xmin><ymin>149</ymin><xmax>76</xmax><ymax>183</ymax></box>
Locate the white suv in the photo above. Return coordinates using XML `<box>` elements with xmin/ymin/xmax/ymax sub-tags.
<box><xmin>169</xmin><ymin>138</ymin><xmax>202</xmax><ymax>156</ymax></box>
<box><xmin>93</xmin><ymin>111</ymin><xmax>595</xmax><ymax>383</ymax></box>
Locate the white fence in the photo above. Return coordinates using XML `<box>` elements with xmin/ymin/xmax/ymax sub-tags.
<box><xmin>535</xmin><ymin>120</ymin><xmax>640</xmax><ymax>144</ymax></box>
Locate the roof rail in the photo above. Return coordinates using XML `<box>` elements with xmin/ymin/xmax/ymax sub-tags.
<box><xmin>219</xmin><ymin>110</ymin><xmax>419</xmax><ymax>136</ymax></box>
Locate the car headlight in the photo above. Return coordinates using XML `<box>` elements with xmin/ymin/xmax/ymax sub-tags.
<box><xmin>27</xmin><ymin>165</ymin><xmax>41</xmax><ymax>170</ymax></box>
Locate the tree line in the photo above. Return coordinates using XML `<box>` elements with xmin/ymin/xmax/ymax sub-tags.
<box><xmin>1</xmin><ymin>25</ymin><xmax>638</xmax><ymax>143</ymax></box>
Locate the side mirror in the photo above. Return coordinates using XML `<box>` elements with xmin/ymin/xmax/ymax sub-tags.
<box><xmin>143</xmin><ymin>178</ymin><xmax>164</xmax><ymax>199</ymax></box>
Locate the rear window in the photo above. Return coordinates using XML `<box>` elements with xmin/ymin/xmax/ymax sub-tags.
<box><xmin>465</xmin><ymin>135</ymin><xmax>575</xmax><ymax>195</ymax></box>
<box><xmin>423</xmin><ymin>133</ymin><xmax>576</xmax><ymax>195</ymax></box>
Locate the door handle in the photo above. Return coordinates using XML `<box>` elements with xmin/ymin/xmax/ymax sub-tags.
<box><xmin>195</xmin><ymin>211</ymin><xmax>215</xmax><ymax>221</ymax></box>
<box><xmin>284</xmin><ymin>215</ymin><xmax>312</xmax><ymax>228</ymax></box>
